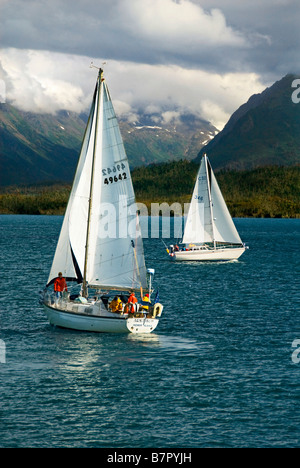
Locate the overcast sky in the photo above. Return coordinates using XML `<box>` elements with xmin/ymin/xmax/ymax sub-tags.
<box><xmin>0</xmin><ymin>0</ymin><xmax>299</xmax><ymax>129</ymax></box>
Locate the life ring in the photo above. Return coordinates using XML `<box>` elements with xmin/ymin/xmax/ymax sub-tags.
<box><xmin>152</xmin><ymin>303</ymin><xmax>163</xmax><ymax>318</ymax></box>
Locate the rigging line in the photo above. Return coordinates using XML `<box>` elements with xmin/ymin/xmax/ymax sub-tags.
<box><xmin>161</xmin><ymin>239</ymin><xmax>168</xmax><ymax>249</ymax></box>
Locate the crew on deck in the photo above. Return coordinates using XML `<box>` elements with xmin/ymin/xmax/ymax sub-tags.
<box><xmin>109</xmin><ymin>296</ymin><xmax>123</xmax><ymax>313</ymax></box>
<box><xmin>54</xmin><ymin>272</ymin><xmax>68</xmax><ymax>299</ymax></box>
<box><xmin>142</xmin><ymin>293</ymin><xmax>150</xmax><ymax>310</ymax></box>
<box><xmin>127</xmin><ymin>292</ymin><xmax>138</xmax><ymax>314</ymax></box>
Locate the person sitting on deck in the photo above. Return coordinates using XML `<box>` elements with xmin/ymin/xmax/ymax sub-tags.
<box><xmin>109</xmin><ymin>296</ymin><xmax>123</xmax><ymax>313</ymax></box>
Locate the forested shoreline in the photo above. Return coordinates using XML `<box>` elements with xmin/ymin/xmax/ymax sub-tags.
<box><xmin>0</xmin><ymin>162</ymin><xmax>299</xmax><ymax>218</ymax></box>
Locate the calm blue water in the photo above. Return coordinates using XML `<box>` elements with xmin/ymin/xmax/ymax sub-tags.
<box><xmin>0</xmin><ymin>215</ymin><xmax>299</xmax><ymax>448</ymax></box>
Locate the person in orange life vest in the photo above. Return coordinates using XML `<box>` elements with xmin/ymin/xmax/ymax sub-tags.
<box><xmin>127</xmin><ymin>292</ymin><xmax>138</xmax><ymax>314</ymax></box>
<box><xmin>54</xmin><ymin>272</ymin><xmax>68</xmax><ymax>299</ymax></box>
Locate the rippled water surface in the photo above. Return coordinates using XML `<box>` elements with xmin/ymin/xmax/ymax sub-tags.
<box><xmin>0</xmin><ymin>216</ymin><xmax>299</xmax><ymax>447</ymax></box>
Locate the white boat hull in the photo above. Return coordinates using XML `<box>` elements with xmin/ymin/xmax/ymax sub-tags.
<box><xmin>43</xmin><ymin>302</ymin><xmax>160</xmax><ymax>334</ymax></box>
<box><xmin>170</xmin><ymin>246</ymin><xmax>245</xmax><ymax>262</ymax></box>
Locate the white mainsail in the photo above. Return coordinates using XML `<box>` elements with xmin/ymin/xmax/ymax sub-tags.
<box><xmin>182</xmin><ymin>156</ymin><xmax>213</xmax><ymax>244</ymax></box>
<box><xmin>182</xmin><ymin>154</ymin><xmax>243</xmax><ymax>246</ymax></box>
<box><xmin>47</xmin><ymin>70</ymin><xmax>147</xmax><ymax>292</ymax></box>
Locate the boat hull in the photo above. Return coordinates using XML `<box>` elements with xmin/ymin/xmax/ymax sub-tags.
<box><xmin>170</xmin><ymin>246</ymin><xmax>245</xmax><ymax>262</ymax></box>
<box><xmin>43</xmin><ymin>303</ymin><xmax>159</xmax><ymax>334</ymax></box>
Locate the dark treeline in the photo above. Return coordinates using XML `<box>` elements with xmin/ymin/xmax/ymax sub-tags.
<box><xmin>0</xmin><ymin>161</ymin><xmax>299</xmax><ymax>217</ymax></box>
<box><xmin>0</xmin><ymin>184</ymin><xmax>71</xmax><ymax>215</ymax></box>
<box><xmin>133</xmin><ymin>161</ymin><xmax>300</xmax><ymax>218</ymax></box>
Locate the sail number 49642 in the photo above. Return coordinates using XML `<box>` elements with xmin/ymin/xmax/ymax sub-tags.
<box><xmin>104</xmin><ymin>173</ymin><xmax>127</xmax><ymax>185</ymax></box>
<box><xmin>103</xmin><ymin>164</ymin><xmax>127</xmax><ymax>185</ymax></box>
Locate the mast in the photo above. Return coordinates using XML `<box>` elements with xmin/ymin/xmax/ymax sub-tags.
<box><xmin>204</xmin><ymin>154</ymin><xmax>216</xmax><ymax>250</ymax></box>
<box><xmin>82</xmin><ymin>68</ymin><xmax>103</xmax><ymax>297</ymax></box>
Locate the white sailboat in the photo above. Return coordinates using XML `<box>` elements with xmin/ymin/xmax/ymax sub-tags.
<box><xmin>168</xmin><ymin>154</ymin><xmax>246</xmax><ymax>261</ymax></box>
<box><xmin>41</xmin><ymin>68</ymin><xmax>163</xmax><ymax>333</ymax></box>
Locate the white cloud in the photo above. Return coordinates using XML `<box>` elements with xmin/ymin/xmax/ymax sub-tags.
<box><xmin>0</xmin><ymin>0</ymin><xmax>280</xmax><ymax>73</ymax></box>
<box><xmin>0</xmin><ymin>49</ymin><xmax>94</xmax><ymax>114</ymax></box>
<box><xmin>119</xmin><ymin>0</ymin><xmax>246</xmax><ymax>49</ymax></box>
<box><xmin>161</xmin><ymin>111</ymin><xmax>181</xmax><ymax>125</ymax></box>
<box><xmin>2</xmin><ymin>0</ymin><xmax>296</xmax><ymax>130</ymax></box>
<box><xmin>109</xmin><ymin>61</ymin><xmax>265</xmax><ymax>129</ymax></box>
<box><xmin>0</xmin><ymin>48</ymin><xmax>266</xmax><ymax>129</ymax></box>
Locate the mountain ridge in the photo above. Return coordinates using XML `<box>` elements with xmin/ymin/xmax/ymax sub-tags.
<box><xmin>1</xmin><ymin>73</ymin><xmax>299</xmax><ymax>187</ymax></box>
<box><xmin>0</xmin><ymin>102</ymin><xmax>217</xmax><ymax>187</ymax></box>
<box><xmin>197</xmin><ymin>74</ymin><xmax>300</xmax><ymax>169</ymax></box>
